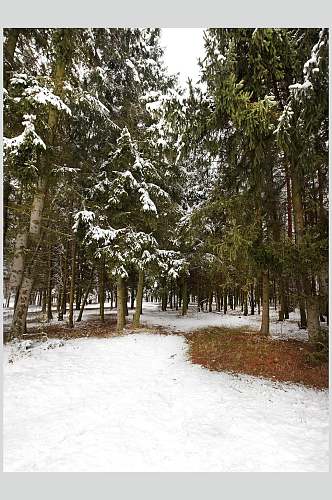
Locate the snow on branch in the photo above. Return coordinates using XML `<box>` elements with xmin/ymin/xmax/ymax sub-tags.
<box><xmin>138</xmin><ymin>187</ymin><xmax>158</xmax><ymax>213</ymax></box>
<box><xmin>23</xmin><ymin>85</ymin><xmax>72</xmax><ymax>115</ymax></box>
<box><xmin>10</xmin><ymin>73</ymin><xmax>72</xmax><ymax>115</ymax></box>
<box><xmin>289</xmin><ymin>28</ymin><xmax>328</xmax><ymax>99</ymax></box>
<box><xmin>4</xmin><ymin>114</ymin><xmax>46</xmax><ymax>157</ymax></box>
<box><xmin>125</xmin><ymin>59</ymin><xmax>141</xmax><ymax>82</ymax></box>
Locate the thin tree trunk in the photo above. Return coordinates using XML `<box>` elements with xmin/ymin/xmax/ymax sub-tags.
<box><xmin>133</xmin><ymin>270</ymin><xmax>144</xmax><ymax>328</ymax></box>
<box><xmin>41</xmin><ymin>289</ymin><xmax>47</xmax><ymax>314</ymax></box>
<box><xmin>68</xmin><ymin>237</ymin><xmax>77</xmax><ymax>328</ymax></box>
<box><xmin>57</xmin><ymin>288</ymin><xmax>62</xmax><ymax>320</ymax></box>
<box><xmin>284</xmin><ymin>278</ymin><xmax>290</xmax><ymax>319</ymax></box>
<box><xmin>75</xmin><ymin>251</ymin><xmax>81</xmax><ymax>310</ymax></box>
<box><xmin>116</xmin><ymin>276</ymin><xmax>126</xmax><ymax>332</ymax></box>
<box><xmin>260</xmin><ymin>271</ymin><xmax>269</xmax><ymax>336</ymax></box>
<box><xmin>61</xmin><ymin>241</ymin><xmax>69</xmax><ymax>317</ymax></box>
<box><xmin>182</xmin><ymin>276</ymin><xmax>188</xmax><ymax>316</ymax></box>
<box><xmin>77</xmin><ymin>268</ymin><xmax>94</xmax><ymax>322</ymax></box>
<box><xmin>208</xmin><ymin>291</ymin><xmax>213</xmax><ymax>312</ymax></box>
<box><xmin>223</xmin><ymin>291</ymin><xmax>227</xmax><ymax>314</ymax></box>
<box><xmin>130</xmin><ymin>286</ymin><xmax>135</xmax><ymax>310</ymax></box>
<box><xmin>278</xmin><ymin>277</ymin><xmax>285</xmax><ymax>321</ymax></box>
<box><xmin>99</xmin><ymin>255</ymin><xmax>105</xmax><ymax>321</ymax></box>
<box><xmin>250</xmin><ymin>283</ymin><xmax>255</xmax><ymax>315</ymax></box>
<box><xmin>291</xmin><ymin>165</ymin><xmax>320</xmax><ymax>339</ymax></box>
<box><xmin>243</xmin><ymin>292</ymin><xmax>248</xmax><ymax>316</ymax></box>
<box><xmin>47</xmin><ymin>245</ymin><xmax>53</xmax><ymax>321</ymax></box>
<box><xmin>285</xmin><ymin>163</ymin><xmax>293</xmax><ymax>239</ymax></box>
<box><xmin>124</xmin><ymin>285</ymin><xmax>128</xmax><ymax>316</ymax></box>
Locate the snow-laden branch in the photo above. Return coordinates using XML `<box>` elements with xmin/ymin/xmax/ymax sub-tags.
<box><xmin>4</xmin><ymin>114</ymin><xmax>46</xmax><ymax>158</ymax></box>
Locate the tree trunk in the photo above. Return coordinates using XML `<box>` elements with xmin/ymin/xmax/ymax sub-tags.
<box><xmin>77</xmin><ymin>268</ymin><xmax>94</xmax><ymax>322</ymax></box>
<box><xmin>284</xmin><ymin>278</ymin><xmax>290</xmax><ymax>319</ymax></box>
<box><xmin>243</xmin><ymin>292</ymin><xmax>248</xmax><ymax>316</ymax></box>
<box><xmin>260</xmin><ymin>271</ymin><xmax>269</xmax><ymax>336</ymax></box>
<box><xmin>68</xmin><ymin>237</ymin><xmax>77</xmax><ymax>328</ymax></box>
<box><xmin>116</xmin><ymin>276</ymin><xmax>126</xmax><ymax>332</ymax></box>
<box><xmin>130</xmin><ymin>286</ymin><xmax>135</xmax><ymax>310</ymax></box>
<box><xmin>133</xmin><ymin>270</ymin><xmax>144</xmax><ymax>328</ymax></box>
<box><xmin>285</xmin><ymin>163</ymin><xmax>293</xmax><ymax>239</ymax></box>
<box><xmin>278</xmin><ymin>277</ymin><xmax>285</xmax><ymax>321</ymax></box>
<box><xmin>9</xmin><ymin>30</ymin><xmax>71</xmax><ymax>338</ymax></box>
<box><xmin>4</xmin><ymin>28</ymin><xmax>20</xmax><ymax>89</ymax></box>
<box><xmin>7</xmin><ymin>231</ymin><xmax>28</xmax><ymax>305</ymax></box>
<box><xmin>10</xmin><ymin>235</ymin><xmax>43</xmax><ymax>339</ymax></box>
<box><xmin>208</xmin><ymin>292</ymin><xmax>213</xmax><ymax>312</ymax></box>
<box><xmin>42</xmin><ymin>289</ymin><xmax>47</xmax><ymax>314</ymax></box>
<box><xmin>124</xmin><ymin>285</ymin><xmax>128</xmax><ymax>316</ymax></box>
<box><xmin>291</xmin><ymin>164</ymin><xmax>320</xmax><ymax>339</ymax></box>
<box><xmin>57</xmin><ymin>288</ymin><xmax>62</xmax><ymax>321</ymax></box>
<box><xmin>10</xmin><ymin>177</ymin><xmax>47</xmax><ymax>339</ymax></box>
<box><xmin>99</xmin><ymin>255</ymin><xmax>105</xmax><ymax>321</ymax></box>
<box><xmin>9</xmin><ymin>176</ymin><xmax>47</xmax><ymax>316</ymax></box>
<box><xmin>318</xmin><ymin>271</ymin><xmax>328</xmax><ymax>321</ymax></box>
<box><xmin>3</xmin><ymin>30</ymin><xmax>21</xmax><ymax>248</ymax></box>
<box><xmin>223</xmin><ymin>291</ymin><xmax>227</xmax><ymax>314</ymax></box>
<box><xmin>306</xmin><ymin>296</ymin><xmax>322</xmax><ymax>343</ymax></box>
<box><xmin>250</xmin><ymin>283</ymin><xmax>255</xmax><ymax>315</ymax></box>
<box><xmin>47</xmin><ymin>246</ymin><xmax>53</xmax><ymax>321</ymax></box>
<box><xmin>61</xmin><ymin>242</ymin><xmax>69</xmax><ymax>317</ymax></box>
<box><xmin>182</xmin><ymin>276</ymin><xmax>188</xmax><ymax>316</ymax></box>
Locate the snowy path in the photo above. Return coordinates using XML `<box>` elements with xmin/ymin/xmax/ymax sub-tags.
<box><xmin>4</xmin><ymin>333</ymin><xmax>328</xmax><ymax>472</ymax></box>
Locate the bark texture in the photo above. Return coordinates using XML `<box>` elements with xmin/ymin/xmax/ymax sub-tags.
<box><xmin>133</xmin><ymin>270</ymin><xmax>144</xmax><ymax>328</ymax></box>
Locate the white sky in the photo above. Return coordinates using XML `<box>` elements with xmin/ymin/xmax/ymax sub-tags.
<box><xmin>160</xmin><ymin>28</ymin><xmax>206</xmax><ymax>89</ymax></box>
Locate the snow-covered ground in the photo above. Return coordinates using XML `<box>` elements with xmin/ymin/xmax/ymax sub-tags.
<box><xmin>3</xmin><ymin>333</ymin><xmax>329</xmax><ymax>472</ymax></box>
<box><xmin>3</xmin><ymin>300</ymin><xmax>312</xmax><ymax>341</ymax></box>
<box><xmin>140</xmin><ymin>302</ymin><xmax>310</xmax><ymax>341</ymax></box>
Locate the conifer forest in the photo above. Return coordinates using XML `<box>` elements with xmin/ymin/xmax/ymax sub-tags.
<box><xmin>2</xmin><ymin>28</ymin><xmax>329</xmax><ymax>472</ymax></box>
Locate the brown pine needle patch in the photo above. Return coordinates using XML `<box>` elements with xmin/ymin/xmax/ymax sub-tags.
<box><xmin>185</xmin><ymin>327</ymin><xmax>328</xmax><ymax>389</ymax></box>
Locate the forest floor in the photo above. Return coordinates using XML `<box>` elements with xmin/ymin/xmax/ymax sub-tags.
<box><xmin>3</xmin><ymin>301</ymin><xmax>328</xmax><ymax>388</ymax></box>
<box><xmin>3</xmin><ymin>302</ymin><xmax>329</xmax><ymax>471</ymax></box>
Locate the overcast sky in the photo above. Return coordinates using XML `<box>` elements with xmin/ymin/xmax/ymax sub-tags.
<box><xmin>160</xmin><ymin>28</ymin><xmax>206</xmax><ymax>89</ymax></box>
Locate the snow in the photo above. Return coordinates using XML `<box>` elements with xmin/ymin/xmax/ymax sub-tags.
<box><xmin>24</xmin><ymin>84</ymin><xmax>72</xmax><ymax>115</ymax></box>
<box><xmin>2</xmin><ymin>300</ymin><xmax>319</xmax><ymax>343</ymax></box>
<box><xmin>125</xmin><ymin>58</ymin><xmax>140</xmax><ymax>82</ymax></box>
<box><xmin>139</xmin><ymin>187</ymin><xmax>157</xmax><ymax>213</ymax></box>
<box><xmin>139</xmin><ymin>302</ymin><xmax>312</xmax><ymax>341</ymax></box>
<box><xmin>4</xmin><ymin>114</ymin><xmax>46</xmax><ymax>155</ymax></box>
<box><xmin>3</xmin><ymin>332</ymin><xmax>328</xmax><ymax>472</ymax></box>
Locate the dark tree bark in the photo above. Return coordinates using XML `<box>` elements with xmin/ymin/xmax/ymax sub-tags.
<box><xmin>68</xmin><ymin>237</ymin><xmax>77</xmax><ymax>329</ymax></box>
<box><xmin>182</xmin><ymin>276</ymin><xmax>188</xmax><ymax>316</ymax></box>
<box><xmin>116</xmin><ymin>276</ymin><xmax>126</xmax><ymax>332</ymax></box>
<box><xmin>250</xmin><ymin>283</ymin><xmax>255</xmax><ymax>315</ymax></box>
<box><xmin>133</xmin><ymin>270</ymin><xmax>144</xmax><ymax>328</ymax></box>
<box><xmin>47</xmin><ymin>245</ymin><xmax>53</xmax><ymax>321</ymax></box>
<box><xmin>260</xmin><ymin>271</ymin><xmax>269</xmax><ymax>336</ymax></box>
<box><xmin>99</xmin><ymin>255</ymin><xmax>105</xmax><ymax>321</ymax></box>
<box><xmin>223</xmin><ymin>291</ymin><xmax>227</xmax><ymax>314</ymax></box>
<box><xmin>77</xmin><ymin>268</ymin><xmax>94</xmax><ymax>322</ymax></box>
